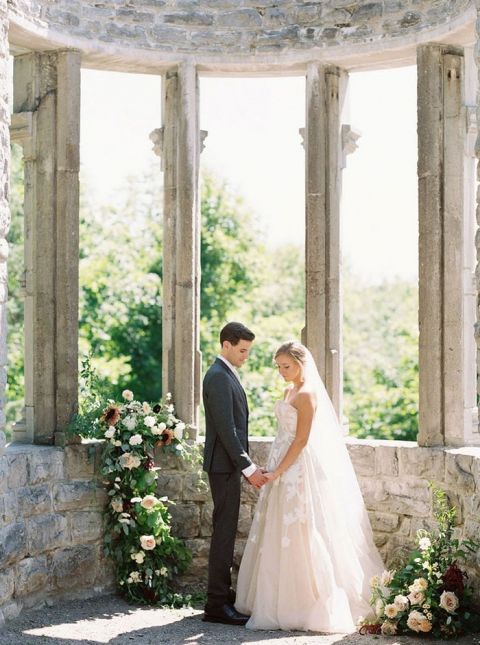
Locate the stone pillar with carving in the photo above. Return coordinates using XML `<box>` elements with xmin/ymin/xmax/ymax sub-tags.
<box><xmin>417</xmin><ymin>43</ymin><xmax>476</xmax><ymax>447</ymax></box>
<box><xmin>154</xmin><ymin>64</ymin><xmax>202</xmax><ymax>434</ymax></box>
<box><xmin>303</xmin><ymin>63</ymin><xmax>347</xmax><ymax>420</ymax></box>
<box><xmin>0</xmin><ymin>0</ymin><xmax>8</xmax><ymax>455</ymax></box>
<box><xmin>12</xmin><ymin>50</ymin><xmax>81</xmax><ymax>445</ymax></box>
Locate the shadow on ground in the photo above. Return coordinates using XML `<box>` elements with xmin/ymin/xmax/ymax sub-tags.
<box><xmin>1</xmin><ymin>594</ymin><xmax>479</xmax><ymax>645</ymax></box>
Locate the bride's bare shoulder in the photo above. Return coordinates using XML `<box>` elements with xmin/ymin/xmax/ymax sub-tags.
<box><xmin>293</xmin><ymin>389</ymin><xmax>316</xmax><ymax>410</ymax></box>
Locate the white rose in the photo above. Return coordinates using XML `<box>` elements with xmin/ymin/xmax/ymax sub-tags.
<box><xmin>381</xmin><ymin>621</ymin><xmax>397</xmax><ymax>636</ymax></box>
<box><xmin>384</xmin><ymin>604</ymin><xmax>398</xmax><ymax>619</ymax></box>
<box><xmin>375</xmin><ymin>598</ymin><xmax>384</xmax><ymax>617</ymax></box>
<box><xmin>131</xmin><ymin>551</ymin><xmax>145</xmax><ymax>564</ymax></box>
<box><xmin>151</xmin><ymin>425</ymin><xmax>162</xmax><ymax>435</ymax></box>
<box><xmin>114</xmin><ymin>440</ymin><xmax>122</xmax><ymax>446</ymax></box>
<box><xmin>158</xmin><ymin>422</ymin><xmax>167</xmax><ymax>431</ymax></box>
<box><xmin>119</xmin><ymin>452</ymin><xmax>141</xmax><ymax>470</ymax></box>
<box><xmin>123</xmin><ymin>416</ymin><xmax>136</xmax><ymax>431</ymax></box>
<box><xmin>393</xmin><ymin>594</ymin><xmax>409</xmax><ymax>612</ymax></box>
<box><xmin>144</xmin><ymin>416</ymin><xmax>156</xmax><ymax>428</ymax></box>
<box><xmin>122</xmin><ymin>390</ymin><xmax>134</xmax><ymax>401</ymax></box>
<box><xmin>419</xmin><ymin>537</ymin><xmax>431</xmax><ymax>551</ymax></box>
<box><xmin>104</xmin><ymin>428</ymin><xmax>116</xmax><ymax>439</ymax></box>
<box><xmin>160</xmin><ymin>566</ymin><xmax>168</xmax><ymax>576</ymax></box>
<box><xmin>142</xmin><ymin>402</ymin><xmax>151</xmax><ymax>414</ymax></box>
<box><xmin>407</xmin><ymin>610</ymin><xmax>425</xmax><ymax>632</ymax></box>
<box><xmin>439</xmin><ymin>591</ymin><xmax>459</xmax><ymax>614</ymax></box>
<box><xmin>140</xmin><ymin>535</ymin><xmax>156</xmax><ymax>551</ymax></box>
<box><xmin>173</xmin><ymin>425</ymin><xmax>184</xmax><ymax>441</ymax></box>
<box><xmin>140</xmin><ymin>495</ymin><xmax>158</xmax><ymax>510</ymax></box>
<box><xmin>413</xmin><ymin>577</ymin><xmax>428</xmax><ymax>591</ymax></box>
<box><xmin>380</xmin><ymin>569</ymin><xmax>395</xmax><ymax>587</ymax></box>
<box><xmin>130</xmin><ymin>571</ymin><xmax>141</xmax><ymax>583</ymax></box>
<box><xmin>407</xmin><ymin>589</ymin><xmax>425</xmax><ymax>605</ymax></box>
<box><xmin>129</xmin><ymin>434</ymin><xmax>143</xmax><ymax>446</ymax></box>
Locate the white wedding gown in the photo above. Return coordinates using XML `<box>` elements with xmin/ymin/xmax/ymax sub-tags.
<box><xmin>235</xmin><ymin>398</ymin><xmax>384</xmax><ymax>633</ymax></box>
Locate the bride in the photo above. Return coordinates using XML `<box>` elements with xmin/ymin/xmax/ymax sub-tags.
<box><xmin>235</xmin><ymin>341</ymin><xmax>384</xmax><ymax>633</ymax></box>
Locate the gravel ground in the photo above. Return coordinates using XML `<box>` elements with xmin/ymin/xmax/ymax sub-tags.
<box><xmin>0</xmin><ymin>595</ymin><xmax>479</xmax><ymax>645</ymax></box>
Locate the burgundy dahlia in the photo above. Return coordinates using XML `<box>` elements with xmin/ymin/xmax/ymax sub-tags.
<box><xmin>442</xmin><ymin>563</ymin><xmax>466</xmax><ymax>597</ymax></box>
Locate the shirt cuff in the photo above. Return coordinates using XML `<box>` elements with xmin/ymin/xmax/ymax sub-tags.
<box><xmin>242</xmin><ymin>463</ymin><xmax>257</xmax><ymax>478</ymax></box>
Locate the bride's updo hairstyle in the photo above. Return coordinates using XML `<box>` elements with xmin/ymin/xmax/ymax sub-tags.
<box><xmin>274</xmin><ymin>341</ymin><xmax>307</xmax><ymax>367</ymax></box>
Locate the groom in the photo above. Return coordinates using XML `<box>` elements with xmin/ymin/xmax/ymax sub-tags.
<box><xmin>202</xmin><ymin>322</ymin><xmax>267</xmax><ymax>626</ymax></box>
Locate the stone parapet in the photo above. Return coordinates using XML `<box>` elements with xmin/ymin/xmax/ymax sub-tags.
<box><xmin>1</xmin><ymin>437</ymin><xmax>479</xmax><ymax>624</ymax></box>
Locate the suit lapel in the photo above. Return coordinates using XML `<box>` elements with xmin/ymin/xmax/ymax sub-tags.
<box><xmin>215</xmin><ymin>358</ymin><xmax>248</xmax><ymax>410</ymax></box>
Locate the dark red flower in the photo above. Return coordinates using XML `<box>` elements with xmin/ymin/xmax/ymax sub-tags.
<box><xmin>153</xmin><ymin>404</ymin><xmax>161</xmax><ymax>413</ymax></box>
<box><xmin>101</xmin><ymin>404</ymin><xmax>121</xmax><ymax>426</ymax></box>
<box><xmin>143</xmin><ymin>457</ymin><xmax>155</xmax><ymax>470</ymax></box>
<box><xmin>141</xmin><ymin>586</ymin><xmax>158</xmax><ymax>602</ymax></box>
<box><xmin>442</xmin><ymin>563</ymin><xmax>466</xmax><ymax>597</ymax></box>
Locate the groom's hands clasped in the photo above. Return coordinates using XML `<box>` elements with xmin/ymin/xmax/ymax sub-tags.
<box><xmin>246</xmin><ymin>468</ymin><xmax>268</xmax><ymax>489</ymax></box>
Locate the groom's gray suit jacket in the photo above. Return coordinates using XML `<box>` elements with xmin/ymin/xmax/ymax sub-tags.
<box><xmin>203</xmin><ymin>358</ymin><xmax>253</xmax><ymax>473</ymax></box>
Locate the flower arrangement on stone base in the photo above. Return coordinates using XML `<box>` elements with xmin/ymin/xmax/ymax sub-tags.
<box><xmin>358</xmin><ymin>485</ymin><xmax>480</xmax><ymax>639</ymax></box>
<box><xmin>69</xmin><ymin>360</ymin><xmax>202</xmax><ymax>606</ymax></box>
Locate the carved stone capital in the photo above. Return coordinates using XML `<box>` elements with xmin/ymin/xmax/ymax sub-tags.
<box><xmin>149</xmin><ymin>127</ymin><xmax>164</xmax><ymax>159</ymax></box>
<box><xmin>341</xmin><ymin>124</ymin><xmax>361</xmax><ymax>168</ymax></box>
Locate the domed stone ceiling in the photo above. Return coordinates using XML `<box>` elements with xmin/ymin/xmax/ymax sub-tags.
<box><xmin>7</xmin><ymin>0</ymin><xmax>475</xmax><ymax>69</ymax></box>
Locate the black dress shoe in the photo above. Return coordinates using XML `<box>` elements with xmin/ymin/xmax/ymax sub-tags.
<box><xmin>202</xmin><ymin>603</ymin><xmax>250</xmax><ymax>626</ymax></box>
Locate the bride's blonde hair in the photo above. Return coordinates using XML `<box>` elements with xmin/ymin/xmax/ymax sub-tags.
<box><xmin>274</xmin><ymin>341</ymin><xmax>307</xmax><ymax>366</ymax></box>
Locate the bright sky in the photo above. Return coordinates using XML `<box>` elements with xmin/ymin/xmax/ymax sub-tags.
<box><xmin>80</xmin><ymin>65</ymin><xmax>418</xmax><ymax>283</ymax></box>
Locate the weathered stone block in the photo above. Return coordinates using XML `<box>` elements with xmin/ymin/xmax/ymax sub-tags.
<box><xmin>170</xmin><ymin>503</ymin><xmax>200</xmax><ymax>539</ymax></box>
<box><xmin>64</xmin><ymin>443</ymin><xmax>96</xmax><ymax>479</ymax></box>
<box><xmin>16</xmin><ymin>484</ymin><xmax>52</xmax><ymax>516</ymax></box>
<box><xmin>216</xmin><ymin>9</ymin><xmax>262</xmax><ymax>29</ymax></box>
<box><xmin>346</xmin><ymin>442</ymin><xmax>375</xmax><ymax>476</ymax></box>
<box><xmin>185</xmin><ymin>538</ymin><xmax>210</xmax><ymax>560</ymax></box>
<box><xmin>368</xmin><ymin>511</ymin><xmax>400</xmax><ymax>533</ymax></box>
<box><xmin>0</xmin><ymin>456</ymin><xmax>7</xmax><ymax>494</ymax></box>
<box><xmin>27</xmin><ymin>514</ymin><xmax>69</xmax><ymax>555</ymax></box>
<box><xmin>249</xmin><ymin>439</ymin><xmax>272</xmax><ymax>468</ymax></box>
<box><xmin>164</xmin><ymin>11</ymin><xmax>213</xmax><ymax>26</ymax></box>
<box><xmin>240</xmin><ymin>478</ymin><xmax>261</xmax><ymax>504</ymax></box>
<box><xmin>14</xmin><ymin>555</ymin><xmax>49</xmax><ymax>597</ymax></box>
<box><xmin>6</xmin><ymin>451</ymin><xmax>28</xmax><ymax>489</ymax></box>
<box><xmin>148</xmin><ymin>25</ymin><xmax>188</xmax><ymax>45</ymax></box>
<box><xmin>0</xmin><ymin>569</ymin><xmax>14</xmax><ymax>604</ymax></box>
<box><xmin>182</xmin><ymin>472</ymin><xmax>209</xmax><ymax>502</ymax></box>
<box><xmin>374</xmin><ymin>445</ymin><xmax>399</xmax><ymax>477</ymax></box>
<box><xmin>398</xmin><ymin>445</ymin><xmax>445</xmax><ymax>480</ymax></box>
<box><xmin>445</xmin><ymin>451</ymin><xmax>476</xmax><ymax>492</ymax></box>
<box><xmin>70</xmin><ymin>511</ymin><xmax>104</xmax><ymax>543</ymax></box>
<box><xmin>27</xmin><ymin>448</ymin><xmax>64</xmax><ymax>485</ymax></box>
<box><xmin>156</xmin><ymin>472</ymin><xmax>184</xmax><ymax>499</ymax></box>
<box><xmin>51</xmin><ymin>545</ymin><xmax>97</xmax><ymax>590</ymax></box>
<box><xmin>0</xmin><ymin>491</ymin><xmax>17</xmax><ymax>526</ymax></box>
<box><xmin>0</xmin><ymin>522</ymin><xmax>27</xmax><ymax>565</ymax></box>
<box><xmin>53</xmin><ymin>480</ymin><xmax>106</xmax><ymax>511</ymax></box>
<box><xmin>359</xmin><ymin>477</ymin><xmax>431</xmax><ymax>516</ymax></box>
<box><xmin>233</xmin><ymin>537</ymin><xmax>247</xmax><ymax>565</ymax></box>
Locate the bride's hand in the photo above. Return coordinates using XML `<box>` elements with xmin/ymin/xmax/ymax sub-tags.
<box><xmin>263</xmin><ymin>472</ymin><xmax>277</xmax><ymax>483</ymax></box>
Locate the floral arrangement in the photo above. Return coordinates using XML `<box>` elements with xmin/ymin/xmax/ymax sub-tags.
<box><xmin>358</xmin><ymin>485</ymin><xmax>480</xmax><ymax>639</ymax></box>
<box><xmin>68</xmin><ymin>359</ymin><xmax>201</xmax><ymax>606</ymax></box>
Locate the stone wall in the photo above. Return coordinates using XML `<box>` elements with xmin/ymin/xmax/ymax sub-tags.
<box><xmin>7</xmin><ymin>0</ymin><xmax>474</xmax><ymax>56</ymax></box>
<box><xmin>166</xmin><ymin>439</ymin><xmax>480</xmax><ymax>599</ymax></box>
<box><xmin>0</xmin><ymin>443</ymin><xmax>114</xmax><ymax>625</ymax></box>
<box><xmin>1</xmin><ymin>438</ymin><xmax>479</xmax><ymax>623</ymax></box>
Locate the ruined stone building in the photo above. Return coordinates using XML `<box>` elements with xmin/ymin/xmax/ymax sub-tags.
<box><xmin>0</xmin><ymin>0</ymin><xmax>480</xmax><ymax>623</ymax></box>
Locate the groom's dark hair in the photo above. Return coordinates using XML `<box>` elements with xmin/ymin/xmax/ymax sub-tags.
<box><xmin>220</xmin><ymin>322</ymin><xmax>255</xmax><ymax>346</ymax></box>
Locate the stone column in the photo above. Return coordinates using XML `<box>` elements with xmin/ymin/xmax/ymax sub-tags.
<box><xmin>417</xmin><ymin>44</ymin><xmax>475</xmax><ymax>447</ymax></box>
<box><xmin>13</xmin><ymin>50</ymin><xmax>81</xmax><ymax>445</ymax></box>
<box><xmin>0</xmin><ymin>0</ymin><xmax>9</xmax><ymax>453</ymax></box>
<box><xmin>303</xmin><ymin>63</ymin><xmax>347</xmax><ymax>420</ymax></box>
<box><xmin>159</xmin><ymin>64</ymin><xmax>201</xmax><ymax>434</ymax></box>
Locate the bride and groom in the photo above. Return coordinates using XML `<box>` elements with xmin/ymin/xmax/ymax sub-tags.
<box><xmin>202</xmin><ymin>321</ymin><xmax>384</xmax><ymax>632</ymax></box>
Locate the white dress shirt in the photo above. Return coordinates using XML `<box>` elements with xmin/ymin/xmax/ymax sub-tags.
<box><xmin>217</xmin><ymin>355</ymin><xmax>257</xmax><ymax>478</ymax></box>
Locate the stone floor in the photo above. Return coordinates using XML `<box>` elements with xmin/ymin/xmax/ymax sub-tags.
<box><xmin>0</xmin><ymin>595</ymin><xmax>479</xmax><ymax>645</ymax></box>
